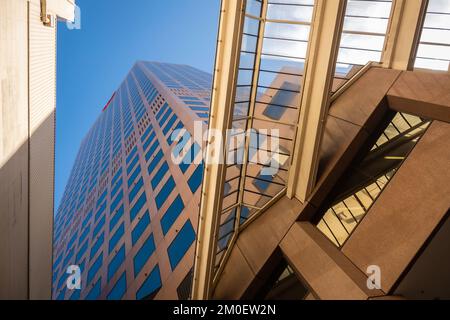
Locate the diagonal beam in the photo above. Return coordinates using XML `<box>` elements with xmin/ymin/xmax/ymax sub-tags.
<box><xmin>287</xmin><ymin>0</ymin><xmax>347</xmax><ymax>203</ymax></box>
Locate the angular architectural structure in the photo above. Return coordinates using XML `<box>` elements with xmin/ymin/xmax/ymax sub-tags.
<box><xmin>52</xmin><ymin>62</ymin><xmax>212</xmax><ymax>300</ymax></box>
<box><xmin>192</xmin><ymin>0</ymin><xmax>450</xmax><ymax>300</ymax></box>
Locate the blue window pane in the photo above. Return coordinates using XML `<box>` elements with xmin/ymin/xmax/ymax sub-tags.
<box><xmin>109</xmin><ymin>205</ymin><xmax>124</xmax><ymax>231</ymax></box>
<box><xmin>127</xmin><ymin>165</ymin><xmax>141</xmax><ymax>188</ymax></box>
<box><xmin>53</xmin><ymin>254</ymin><xmax>62</xmax><ymax>270</ymax></box>
<box><xmin>196</xmin><ymin>113</ymin><xmax>209</xmax><ymax>119</ymax></box>
<box><xmin>76</xmin><ymin>240</ymin><xmax>89</xmax><ymax>261</ymax></box>
<box><xmin>133</xmin><ymin>234</ymin><xmax>156</xmax><ymax>277</ymax></box>
<box><xmin>156</xmin><ymin>102</ymin><xmax>169</xmax><ymax>120</ymax></box>
<box><xmin>62</xmin><ymin>247</ymin><xmax>74</xmax><ymax>269</ymax></box>
<box><xmin>162</xmin><ymin>114</ymin><xmax>178</xmax><ymax>135</ymax></box>
<box><xmin>159</xmin><ymin>108</ymin><xmax>172</xmax><ymax>127</ymax></box>
<box><xmin>56</xmin><ymin>272</ymin><xmax>66</xmax><ymax>291</ymax></box>
<box><xmin>189</xmin><ymin>106</ymin><xmax>209</xmax><ymax>111</ymax></box>
<box><xmin>180</xmin><ymin>96</ymin><xmax>200</xmax><ymax>100</ymax></box>
<box><xmin>188</xmin><ymin>164</ymin><xmax>204</xmax><ymax>193</ymax></box>
<box><xmin>86</xmin><ymin>278</ymin><xmax>102</xmax><ymax>300</ymax></box>
<box><xmin>155</xmin><ymin>177</ymin><xmax>175</xmax><ymax>209</ymax></box>
<box><xmin>89</xmin><ymin>232</ymin><xmax>104</xmax><ymax>259</ymax></box>
<box><xmin>110</xmin><ymin>190</ymin><xmax>123</xmax><ymax>213</ymax></box>
<box><xmin>132</xmin><ymin>211</ymin><xmax>150</xmax><ymax>245</ymax></box>
<box><xmin>111</xmin><ymin>168</ymin><xmax>122</xmax><ymax>186</ymax></box>
<box><xmin>69</xmin><ymin>289</ymin><xmax>81</xmax><ymax>301</ymax></box>
<box><xmin>148</xmin><ymin>150</ymin><xmax>163</xmax><ymax>175</ymax></box>
<box><xmin>145</xmin><ymin>140</ymin><xmax>159</xmax><ymax>162</ymax></box>
<box><xmin>127</xmin><ymin>155</ymin><xmax>139</xmax><ymax>175</ymax></box>
<box><xmin>136</xmin><ymin>265</ymin><xmax>161</xmax><ymax>300</ymax></box>
<box><xmin>95</xmin><ymin>201</ymin><xmax>106</xmax><ymax>221</ymax></box>
<box><xmin>262</xmin><ymin>87</ymin><xmax>291</xmax><ymax>120</ymax></box>
<box><xmin>252</xmin><ymin>173</ymin><xmax>274</xmax><ymax>192</ymax></box>
<box><xmin>151</xmin><ymin>162</ymin><xmax>169</xmax><ymax>190</ymax></box>
<box><xmin>167</xmin><ymin>220</ymin><xmax>196</xmax><ymax>270</ymax></box>
<box><xmin>56</xmin><ymin>288</ymin><xmax>66</xmax><ymax>300</ymax></box>
<box><xmin>93</xmin><ymin>215</ymin><xmax>105</xmax><ymax>238</ymax></box>
<box><xmin>160</xmin><ymin>195</ymin><xmax>185</xmax><ymax>235</ymax></box>
<box><xmin>240</xmin><ymin>206</ymin><xmax>251</xmax><ymax>223</ymax></box>
<box><xmin>186</xmin><ymin>101</ymin><xmax>205</xmax><ymax>105</ymax></box>
<box><xmin>81</xmin><ymin>210</ymin><xmax>92</xmax><ymax>229</ymax></box>
<box><xmin>109</xmin><ymin>222</ymin><xmax>125</xmax><ymax>253</ymax></box>
<box><xmin>67</xmin><ymin>232</ymin><xmax>78</xmax><ymax>250</ymax></box>
<box><xmin>129</xmin><ymin>177</ymin><xmax>144</xmax><ymax>204</ymax></box>
<box><xmin>141</xmin><ymin>126</ymin><xmax>152</xmax><ymax>142</ymax></box>
<box><xmin>108</xmin><ymin>245</ymin><xmax>126</xmax><ymax>281</ymax></box>
<box><xmin>107</xmin><ymin>272</ymin><xmax>127</xmax><ymax>300</ymax></box>
<box><xmin>111</xmin><ymin>178</ymin><xmax>122</xmax><ymax>198</ymax></box>
<box><xmin>87</xmin><ymin>253</ymin><xmax>103</xmax><ymax>284</ymax></box>
<box><xmin>143</xmin><ymin>132</ymin><xmax>156</xmax><ymax>151</ymax></box>
<box><xmin>96</xmin><ymin>190</ymin><xmax>107</xmax><ymax>207</ymax></box>
<box><xmin>130</xmin><ymin>192</ymin><xmax>147</xmax><ymax>222</ymax></box>
<box><xmin>126</xmin><ymin>146</ymin><xmax>138</xmax><ymax>164</ymax></box>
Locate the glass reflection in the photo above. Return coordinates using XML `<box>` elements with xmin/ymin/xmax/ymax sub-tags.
<box><xmin>316</xmin><ymin>113</ymin><xmax>431</xmax><ymax>247</ymax></box>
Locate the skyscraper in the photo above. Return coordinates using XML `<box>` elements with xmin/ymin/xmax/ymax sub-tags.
<box><xmin>52</xmin><ymin>61</ymin><xmax>212</xmax><ymax>300</ymax></box>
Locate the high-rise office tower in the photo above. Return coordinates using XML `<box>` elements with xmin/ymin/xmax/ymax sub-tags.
<box><xmin>52</xmin><ymin>62</ymin><xmax>212</xmax><ymax>300</ymax></box>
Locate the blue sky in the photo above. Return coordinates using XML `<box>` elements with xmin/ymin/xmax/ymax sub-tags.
<box><xmin>55</xmin><ymin>0</ymin><xmax>220</xmax><ymax>208</ymax></box>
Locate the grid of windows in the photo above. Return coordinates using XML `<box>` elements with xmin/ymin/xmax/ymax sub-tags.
<box><xmin>414</xmin><ymin>0</ymin><xmax>450</xmax><ymax>71</ymax></box>
<box><xmin>53</xmin><ymin>61</ymin><xmax>211</xmax><ymax>300</ymax></box>
<box><xmin>214</xmin><ymin>0</ymin><xmax>315</xmax><ymax>272</ymax></box>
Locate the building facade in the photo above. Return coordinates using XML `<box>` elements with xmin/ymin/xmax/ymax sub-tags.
<box><xmin>192</xmin><ymin>0</ymin><xmax>450</xmax><ymax>300</ymax></box>
<box><xmin>52</xmin><ymin>62</ymin><xmax>212</xmax><ymax>300</ymax></box>
<box><xmin>0</xmin><ymin>0</ymin><xmax>75</xmax><ymax>300</ymax></box>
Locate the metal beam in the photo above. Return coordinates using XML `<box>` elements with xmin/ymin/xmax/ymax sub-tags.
<box><xmin>287</xmin><ymin>0</ymin><xmax>347</xmax><ymax>203</ymax></box>
<box><xmin>381</xmin><ymin>0</ymin><xmax>428</xmax><ymax>71</ymax></box>
<box><xmin>191</xmin><ymin>0</ymin><xmax>245</xmax><ymax>300</ymax></box>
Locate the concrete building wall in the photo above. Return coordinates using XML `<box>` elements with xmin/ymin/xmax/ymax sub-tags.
<box><xmin>0</xmin><ymin>0</ymin><xmax>30</xmax><ymax>300</ymax></box>
<box><xmin>0</xmin><ymin>0</ymin><xmax>75</xmax><ymax>299</ymax></box>
<box><xmin>28</xmin><ymin>0</ymin><xmax>58</xmax><ymax>300</ymax></box>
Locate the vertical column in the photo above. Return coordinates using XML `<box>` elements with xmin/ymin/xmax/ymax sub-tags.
<box><xmin>382</xmin><ymin>0</ymin><xmax>428</xmax><ymax>70</ymax></box>
<box><xmin>191</xmin><ymin>0</ymin><xmax>245</xmax><ymax>300</ymax></box>
<box><xmin>0</xmin><ymin>0</ymin><xmax>30</xmax><ymax>300</ymax></box>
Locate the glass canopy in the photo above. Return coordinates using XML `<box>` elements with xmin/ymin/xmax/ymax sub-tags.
<box><xmin>216</xmin><ymin>0</ymin><xmax>316</xmax><ymax>272</ymax></box>
<box><xmin>414</xmin><ymin>0</ymin><xmax>450</xmax><ymax>71</ymax></box>
<box><xmin>332</xmin><ymin>0</ymin><xmax>394</xmax><ymax>93</ymax></box>
<box><xmin>214</xmin><ymin>0</ymin><xmax>399</xmax><ymax>276</ymax></box>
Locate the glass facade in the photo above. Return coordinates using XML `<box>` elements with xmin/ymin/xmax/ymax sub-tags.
<box><xmin>332</xmin><ymin>0</ymin><xmax>394</xmax><ymax>93</ymax></box>
<box><xmin>52</xmin><ymin>62</ymin><xmax>212</xmax><ymax>300</ymax></box>
<box><xmin>316</xmin><ymin>112</ymin><xmax>431</xmax><ymax>247</ymax></box>
<box><xmin>414</xmin><ymin>0</ymin><xmax>450</xmax><ymax>71</ymax></box>
<box><xmin>215</xmin><ymin>0</ymin><xmax>316</xmax><ymax>274</ymax></box>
